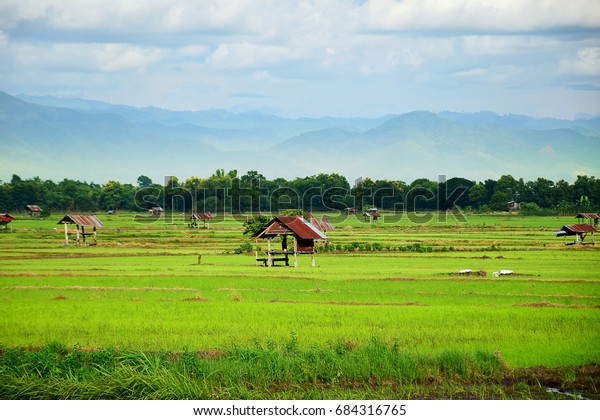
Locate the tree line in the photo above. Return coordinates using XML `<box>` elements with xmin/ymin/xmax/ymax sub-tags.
<box><xmin>1</xmin><ymin>171</ymin><xmax>599</xmax><ymax>215</ymax></box>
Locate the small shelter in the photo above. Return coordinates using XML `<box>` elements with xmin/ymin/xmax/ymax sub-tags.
<box><xmin>364</xmin><ymin>208</ymin><xmax>380</xmax><ymax>222</ymax></box>
<box><xmin>344</xmin><ymin>207</ymin><xmax>357</xmax><ymax>215</ymax></box>
<box><xmin>25</xmin><ymin>205</ymin><xmax>42</xmax><ymax>217</ymax></box>
<box><xmin>0</xmin><ymin>213</ymin><xmax>15</xmax><ymax>231</ymax></box>
<box><xmin>507</xmin><ymin>201</ymin><xmax>520</xmax><ymax>211</ymax></box>
<box><xmin>576</xmin><ymin>213</ymin><xmax>599</xmax><ymax>228</ymax></box>
<box><xmin>58</xmin><ymin>214</ymin><xmax>103</xmax><ymax>246</ymax></box>
<box><xmin>150</xmin><ymin>207</ymin><xmax>164</xmax><ymax>216</ymax></box>
<box><xmin>189</xmin><ymin>212</ymin><xmax>213</xmax><ymax>229</ymax></box>
<box><xmin>252</xmin><ymin>216</ymin><xmax>327</xmax><ymax>267</ymax></box>
<box><xmin>305</xmin><ymin>212</ymin><xmax>334</xmax><ymax>234</ymax></box>
<box><xmin>554</xmin><ymin>224</ymin><xmax>596</xmax><ymax>245</ymax></box>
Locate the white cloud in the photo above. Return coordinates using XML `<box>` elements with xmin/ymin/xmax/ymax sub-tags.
<box><xmin>206</xmin><ymin>42</ymin><xmax>307</xmax><ymax>69</ymax></box>
<box><xmin>447</xmin><ymin>64</ymin><xmax>523</xmax><ymax>89</ymax></box>
<box><xmin>461</xmin><ymin>35</ymin><xmax>560</xmax><ymax>56</ymax></box>
<box><xmin>0</xmin><ymin>0</ymin><xmax>599</xmax><ymax>118</ymax></box>
<box><xmin>253</xmin><ymin>70</ymin><xmax>273</xmax><ymax>81</ymax></box>
<box><xmin>0</xmin><ymin>0</ymin><xmax>291</xmax><ymax>34</ymax></box>
<box><xmin>9</xmin><ymin>42</ymin><xmax>163</xmax><ymax>73</ymax></box>
<box><xmin>177</xmin><ymin>45</ymin><xmax>209</xmax><ymax>57</ymax></box>
<box><xmin>359</xmin><ymin>0</ymin><xmax>600</xmax><ymax>33</ymax></box>
<box><xmin>453</xmin><ymin>67</ymin><xmax>489</xmax><ymax>78</ymax></box>
<box><xmin>560</xmin><ymin>47</ymin><xmax>600</xmax><ymax>76</ymax></box>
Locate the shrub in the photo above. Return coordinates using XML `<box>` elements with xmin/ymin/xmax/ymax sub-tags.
<box><xmin>233</xmin><ymin>241</ymin><xmax>254</xmax><ymax>254</ymax></box>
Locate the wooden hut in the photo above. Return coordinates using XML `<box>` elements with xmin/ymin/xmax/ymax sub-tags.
<box><xmin>364</xmin><ymin>208</ymin><xmax>380</xmax><ymax>222</ymax></box>
<box><xmin>306</xmin><ymin>212</ymin><xmax>334</xmax><ymax>234</ymax></box>
<box><xmin>150</xmin><ymin>207</ymin><xmax>164</xmax><ymax>216</ymax></box>
<box><xmin>554</xmin><ymin>224</ymin><xmax>596</xmax><ymax>245</ymax></box>
<box><xmin>252</xmin><ymin>216</ymin><xmax>327</xmax><ymax>268</ymax></box>
<box><xmin>25</xmin><ymin>205</ymin><xmax>42</xmax><ymax>217</ymax></box>
<box><xmin>576</xmin><ymin>213</ymin><xmax>599</xmax><ymax>228</ymax></box>
<box><xmin>189</xmin><ymin>212</ymin><xmax>213</xmax><ymax>229</ymax></box>
<box><xmin>0</xmin><ymin>213</ymin><xmax>15</xmax><ymax>231</ymax></box>
<box><xmin>58</xmin><ymin>214</ymin><xmax>103</xmax><ymax>246</ymax></box>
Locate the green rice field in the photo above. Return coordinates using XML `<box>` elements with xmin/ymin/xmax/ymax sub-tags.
<box><xmin>1</xmin><ymin>212</ymin><xmax>599</xmax><ymax>399</ymax></box>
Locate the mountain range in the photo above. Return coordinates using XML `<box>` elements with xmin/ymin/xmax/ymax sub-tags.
<box><xmin>1</xmin><ymin>91</ymin><xmax>599</xmax><ymax>184</ymax></box>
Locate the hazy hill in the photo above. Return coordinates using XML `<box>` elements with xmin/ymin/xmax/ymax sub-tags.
<box><xmin>276</xmin><ymin>111</ymin><xmax>600</xmax><ymax>182</ymax></box>
<box><xmin>1</xmin><ymin>91</ymin><xmax>599</xmax><ymax>183</ymax></box>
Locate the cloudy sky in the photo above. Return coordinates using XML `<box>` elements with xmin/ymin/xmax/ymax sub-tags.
<box><xmin>1</xmin><ymin>0</ymin><xmax>599</xmax><ymax>118</ymax></box>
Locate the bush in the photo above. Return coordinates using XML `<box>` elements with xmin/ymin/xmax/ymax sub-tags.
<box><xmin>234</xmin><ymin>241</ymin><xmax>254</xmax><ymax>254</ymax></box>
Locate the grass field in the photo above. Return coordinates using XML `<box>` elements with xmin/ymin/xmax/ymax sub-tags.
<box><xmin>1</xmin><ymin>211</ymin><xmax>599</xmax><ymax>399</ymax></box>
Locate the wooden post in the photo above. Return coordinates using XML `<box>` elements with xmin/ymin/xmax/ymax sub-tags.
<box><xmin>93</xmin><ymin>226</ymin><xmax>97</xmax><ymax>244</ymax></box>
<box><xmin>267</xmin><ymin>238</ymin><xmax>272</xmax><ymax>267</ymax></box>
<box><xmin>293</xmin><ymin>236</ymin><xmax>298</xmax><ymax>268</ymax></box>
<box><xmin>64</xmin><ymin>223</ymin><xmax>69</xmax><ymax>246</ymax></box>
<box><xmin>81</xmin><ymin>225</ymin><xmax>86</xmax><ymax>245</ymax></box>
<box><xmin>76</xmin><ymin>225</ymin><xmax>80</xmax><ymax>246</ymax></box>
<box><xmin>255</xmin><ymin>239</ymin><xmax>259</xmax><ymax>267</ymax></box>
<box><xmin>311</xmin><ymin>252</ymin><xmax>315</xmax><ymax>267</ymax></box>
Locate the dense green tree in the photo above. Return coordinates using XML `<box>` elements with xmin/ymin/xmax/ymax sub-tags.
<box><xmin>489</xmin><ymin>191</ymin><xmax>510</xmax><ymax>211</ymax></box>
<box><xmin>438</xmin><ymin>177</ymin><xmax>475</xmax><ymax>210</ymax></box>
<box><xmin>100</xmin><ymin>180</ymin><xmax>128</xmax><ymax>210</ymax></box>
<box><xmin>407</xmin><ymin>178</ymin><xmax>438</xmax><ymax>210</ymax></box>
<box><xmin>137</xmin><ymin>175</ymin><xmax>153</xmax><ymax>188</ymax></box>
<box><xmin>468</xmin><ymin>183</ymin><xmax>487</xmax><ymax>209</ymax></box>
<box><xmin>2</xmin><ymin>171</ymin><xmax>598</xmax><ymax>215</ymax></box>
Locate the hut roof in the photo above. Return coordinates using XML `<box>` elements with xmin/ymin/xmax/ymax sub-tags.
<box><xmin>576</xmin><ymin>213</ymin><xmax>599</xmax><ymax>219</ymax></box>
<box><xmin>554</xmin><ymin>224</ymin><xmax>596</xmax><ymax>236</ymax></box>
<box><xmin>26</xmin><ymin>205</ymin><xmax>42</xmax><ymax>212</ymax></box>
<box><xmin>191</xmin><ymin>213</ymin><xmax>213</xmax><ymax>220</ymax></box>
<box><xmin>310</xmin><ymin>217</ymin><xmax>334</xmax><ymax>232</ymax></box>
<box><xmin>0</xmin><ymin>213</ymin><xmax>15</xmax><ymax>222</ymax></box>
<box><xmin>253</xmin><ymin>216</ymin><xmax>327</xmax><ymax>240</ymax></box>
<box><xmin>305</xmin><ymin>212</ymin><xmax>334</xmax><ymax>232</ymax></box>
<box><xmin>57</xmin><ymin>214</ymin><xmax>104</xmax><ymax>228</ymax></box>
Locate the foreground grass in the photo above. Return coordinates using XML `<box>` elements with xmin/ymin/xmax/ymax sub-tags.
<box><xmin>1</xmin><ymin>341</ymin><xmax>598</xmax><ymax>400</ymax></box>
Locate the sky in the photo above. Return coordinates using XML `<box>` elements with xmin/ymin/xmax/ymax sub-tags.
<box><xmin>1</xmin><ymin>0</ymin><xmax>599</xmax><ymax>119</ymax></box>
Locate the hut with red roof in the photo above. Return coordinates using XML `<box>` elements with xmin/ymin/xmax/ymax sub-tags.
<box><xmin>252</xmin><ymin>216</ymin><xmax>327</xmax><ymax>267</ymax></box>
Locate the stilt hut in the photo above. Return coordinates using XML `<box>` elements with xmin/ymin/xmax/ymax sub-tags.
<box><xmin>305</xmin><ymin>212</ymin><xmax>334</xmax><ymax>235</ymax></box>
<box><xmin>576</xmin><ymin>213</ymin><xmax>599</xmax><ymax>228</ymax></box>
<box><xmin>58</xmin><ymin>214</ymin><xmax>103</xmax><ymax>246</ymax></box>
<box><xmin>150</xmin><ymin>207</ymin><xmax>164</xmax><ymax>217</ymax></box>
<box><xmin>189</xmin><ymin>212</ymin><xmax>214</xmax><ymax>229</ymax></box>
<box><xmin>25</xmin><ymin>205</ymin><xmax>42</xmax><ymax>217</ymax></box>
<box><xmin>0</xmin><ymin>213</ymin><xmax>15</xmax><ymax>231</ymax></box>
<box><xmin>554</xmin><ymin>224</ymin><xmax>596</xmax><ymax>245</ymax></box>
<box><xmin>364</xmin><ymin>208</ymin><xmax>380</xmax><ymax>222</ymax></box>
<box><xmin>252</xmin><ymin>216</ymin><xmax>327</xmax><ymax>268</ymax></box>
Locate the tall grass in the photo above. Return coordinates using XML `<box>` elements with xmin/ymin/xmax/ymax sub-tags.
<box><xmin>0</xmin><ymin>339</ymin><xmax>511</xmax><ymax>399</ymax></box>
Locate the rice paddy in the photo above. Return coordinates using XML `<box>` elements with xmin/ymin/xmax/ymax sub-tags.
<box><xmin>1</xmin><ymin>212</ymin><xmax>599</xmax><ymax>399</ymax></box>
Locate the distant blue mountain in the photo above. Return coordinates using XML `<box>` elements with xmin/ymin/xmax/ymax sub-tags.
<box><xmin>2</xmin><ymin>91</ymin><xmax>599</xmax><ymax>183</ymax></box>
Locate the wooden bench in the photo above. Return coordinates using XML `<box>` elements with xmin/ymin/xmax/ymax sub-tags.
<box><xmin>256</xmin><ymin>258</ymin><xmax>268</xmax><ymax>266</ymax></box>
<box><xmin>271</xmin><ymin>257</ymin><xmax>289</xmax><ymax>266</ymax></box>
<box><xmin>256</xmin><ymin>257</ymin><xmax>289</xmax><ymax>266</ymax></box>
